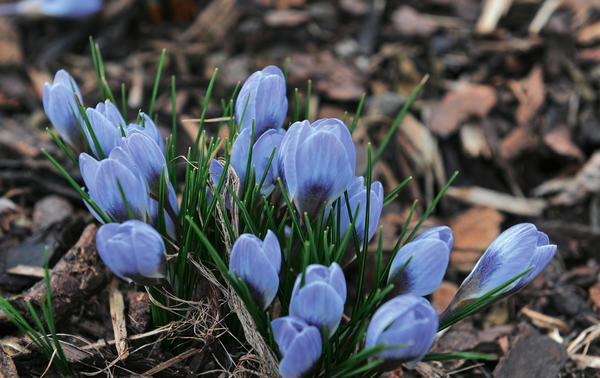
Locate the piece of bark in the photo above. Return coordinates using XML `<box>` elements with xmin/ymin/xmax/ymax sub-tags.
<box><xmin>493</xmin><ymin>325</ymin><xmax>567</xmax><ymax>377</ymax></box>
<box><xmin>0</xmin><ymin>19</ymin><xmax>22</xmax><ymax>66</ymax></box>
<box><xmin>427</xmin><ymin>84</ymin><xmax>496</xmax><ymax>138</ymax></box>
<box><xmin>0</xmin><ymin>348</ymin><xmax>18</xmax><ymax>378</ymax></box>
<box><xmin>446</xmin><ymin>186</ymin><xmax>547</xmax><ymax>216</ymax></box>
<box><xmin>0</xmin><ymin>224</ymin><xmax>109</xmax><ymax>326</ymax></box>
<box><xmin>32</xmin><ymin>195</ymin><xmax>74</xmax><ymax>231</ymax></box>
<box><xmin>127</xmin><ymin>291</ymin><xmax>151</xmax><ymax>334</ymax></box>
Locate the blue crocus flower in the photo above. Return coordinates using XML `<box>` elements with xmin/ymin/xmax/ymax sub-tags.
<box><xmin>339</xmin><ymin>176</ymin><xmax>384</xmax><ymax>245</ymax></box>
<box><xmin>271</xmin><ymin>316</ymin><xmax>322</xmax><ymax>378</ymax></box>
<box><xmin>115</xmin><ymin>131</ymin><xmax>178</xmax><ymax>236</ymax></box>
<box><xmin>84</xmin><ymin>100</ymin><xmax>125</xmax><ymax>158</ymax></box>
<box><xmin>126</xmin><ymin>112</ymin><xmax>165</xmax><ymax>152</ymax></box>
<box><xmin>365</xmin><ymin>294</ymin><xmax>438</xmax><ymax>370</ymax></box>
<box><xmin>440</xmin><ymin>223</ymin><xmax>556</xmax><ymax>321</ymax></box>
<box><xmin>96</xmin><ymin>220</ymin><xmax>166</xmax><ymax>285</ymax></box>
<box><xmin>230</xmin><ymin>128</ymin><xmax>286</xmax><ymax>195</ymax></box>
<box><xmin>235</xmin><ymin>65</ymin><xmax>287</xmax><ymax>139</ymax></box>
<box><xmin>289</xmin><ymin>262</ymin><xmax>347</xmax><ymax>336</ymax></box>
<box><xmin>79</xmin><ymin>151</ymin><xmax>151</xmax><ymax>223</ymax></box>
<box><xmin>42</xmin><ymin>69</ymin><xmax>84</xmax><ymax>149</ymax></box>
<box><xmin>387</xmin><ymin>226</ymin><xmax>453</xmax><ymax>296</ymax></box>
<box><xmin>0</xmin><ymin>0</ymin><xmax>101</xmax><ymax>18</ymax></box>
<box><xmin>229</xmin><ymin>230</ymin><xmax>281</xmax><ymax>310</ymax></box>
<box><xmin>278</xmin><ymin>118</ymin><xmax>356</xmax><ymax>220</ymax></box>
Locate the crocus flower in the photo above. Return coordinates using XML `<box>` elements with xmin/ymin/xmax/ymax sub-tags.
<box><xmin>229</xmin><ymin>230</ymin><xmax>281</xmax><ymax>310</ymax></box>
<box><xmin>0</xmin><ymin>0</ymin><xmax>101</xmax><ymax>18</ymax></box>
<box><xmin>127</xmin><ymin>112</ymin><xmax>165</xmax><ymax>152</ymax></box>
<box><xmin>235</xmin><ymin>65</ymin><xmax>288</xmax><ymax>139</ymax></box>
<box><xmin>339</xmin><ymin>176</ymin><xmax>384</xmax><ymax>245</ymax></box>
<box><xmin>271</xmin><ymin>316</ymin><xmax>322</xmax><ymax>378</ymax></box>
<box><xmin>230</xmin><ymin>127</ymin><xmax>286</xmax><ymax>195</ymax></box>
<box><xmin>365</xmin><ymin>294</ymin><xmax>438</xmax><ymax>369</ymax></box>
<box><xmin>440</xmin><ymin>223</ymin><xmax>556</xmax><ymax>322</ymax></box>
<box><xmin>96</xmin><ymin>220</ymin><xmax>166</xmax><ymax>285</ymax></box>
<box><xmin>289</xmin><ymin>262</ymin><xmax>347</xmax><ymax>336</ymax></box>
<box><xmin>42</xmin><ymin>69</ymin><xmax>84</xmax><ymax>149</ymax></box>
<box><xmin>278</xmin><ymin>118</ymin><xmax>356</xmax><ymax>219</ymax></box>
<box><xmin>79</xmin><ymin>151</ymin><xmax>151</xmax><ymax>223</ymax></box>
<box><xmin>84</xmin><ymin>100</ymin><xmax>125</xmax><ymax>158</ymax></box>
<box><xmin>387</xmin><ymin>226</ymin><xmax>453</xmax><ymax>296</ymax></box>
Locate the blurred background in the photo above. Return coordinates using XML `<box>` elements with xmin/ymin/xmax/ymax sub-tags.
<box><xmin>2</xmin><ymin>0</ymin><xmax>600</xmax><ymax>375</ymax></box>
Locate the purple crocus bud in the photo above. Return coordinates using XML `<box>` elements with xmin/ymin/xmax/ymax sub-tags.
<box><xmin>235</xmin><ymin>65</ymin><xmax>288</xmax><ymax>139</ymax></box>
<box><xmin>96</xmin><ymin>220</ymin><xmax>166</xmax><ymax>285</ymax></box>
<box><xmin>340</xmin><ymin>176</ymin><xmax>384</xmax><ymax>245</ymax></box>
<box><xmin>79</xmin><ymin>151</ymin><xmax>151</xmax><ymax>223</ymax></box>
<box><xmin>84</xmin><ymin>100</ymin><xmax>125</xmax><ymax>158</ymax></box>
<box><xmin>278</xmin><ymin>118</ymin><xmax>356</xmax><ymax>220</ymax></box>
<box><xmin>42</xmin><ymin>69</ymin><xmax>84</xmax><ymax>149</ymax></box>
<box><xmin>126</xmin><ymin>112</ymin><xmax>165</xmax><ymax>152</ymax></box>
<box><xmin>365</xmin><ymin>295</ymin><xmax>438</xmax><ymax>370</ymax></box>
<box><xmin>229</xmin><ymin>231</ymin><xmax>281</xmax><ymax>309</ymax></box>
<box><xmin>387</xmin><ymin>226</ymin><xmax>453</xmax><ymax>296</ymax></box>
<box><xmin>271</xmin><ymin>316</ymin><xmax>322</xmax><ymax>378</ymax></box>
<box><xmin>289</xmin><ymin>262</ymin><xmax>347</xmax><ymax>336</ymax></box>
<box><xmin>440</xmin><ymin>223</ymin><xmax>556</xmax><ymax>321</ymax></box>
<box><xmin>230</xmin><ymin>128</ymin><xmax>286</xmax><ymax>195</ymax></box>
<box><xmin>0</xmin><ymin>0</ymin><xmax>101</xmax><ymax>18</ymax></box>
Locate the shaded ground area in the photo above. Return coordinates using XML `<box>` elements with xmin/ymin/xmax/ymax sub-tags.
<box><xmin>1</xmin><ymin>0</ymin><xmax>600</xmax><ymax>376</ymax></box>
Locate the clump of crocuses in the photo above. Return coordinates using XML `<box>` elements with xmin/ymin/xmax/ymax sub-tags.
<box><xmin>41</xmin><ymin>61</ymin><xmax>559</xmax><ymax>377</ymax></box>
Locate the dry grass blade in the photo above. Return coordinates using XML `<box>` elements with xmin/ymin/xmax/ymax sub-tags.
<box><xmin>108</xmin><ymin>280</ymin><xmax>129</xmax><ymax>360</ymax></box>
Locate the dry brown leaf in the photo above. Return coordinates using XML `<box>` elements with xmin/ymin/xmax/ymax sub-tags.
<box><xmin>431</xmin><ymin>281</ymin><xmax>458</xmax><ymax>313</ymax></box>
<box><xmin>508</xmin><ymin>65</ymin><xmax>545</xmax><ymax>125</ymax></box>
<box><xmin>460</xmin><ymin>123</ymin><xmax>492</xmax><ymax>158</ymax></box>
<box><xmin>449</xmin><ymin>206</ymin><xmax>504</xmax><ymax>251</ymax></box>
<box><xmin>577</xmin><ymin>21</ymin><xmax>600</xmax><ymax>44</ymax></box>
<box><xmin>288</xmin><ymin>52</ymin><xmax>364</xmax><ymax>101</ymax></box>
<box><xmin>428</xmin><ymin>84</ymin><xmax>496</xmax><ymax>137</ymax></box>
<box><xmin>500</xmin><ymin>126</ymin><xmax>538</xmax><ymax>160</ymax></box>
<box><xmin>551</xmin><ymin>151</ymin><xmax>600</xmax><ymax>206</ymax></box>
<box><xmin>391</xmin><ymin>6</ymin><xmax>438</xmax><ymax>36</ymax></box>
<box><xmin>0</xmin><ymin>19</ymin><xmax>22</xmax><ymax>66</ymax></box>
<box><xmin>543</xmin><ymin>127</ymin><xmax>584</xmax><ymax>161</ymax></box>
<box><xmin>265</xmin><ymin>9</ymin><xmax>308</xmax><ymax>26</ymax></box>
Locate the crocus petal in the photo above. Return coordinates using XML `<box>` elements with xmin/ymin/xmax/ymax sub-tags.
<box><xmin>277</xmin><ymin>120</ymin><xmax>312</xmax><ymax>198</ymax></box>
<box><xmin>230</xmin><ymin>128</ymin><xmax>252</xmax><ymax>185</ymax></box>
<box><xmin>387</xmin><ymin>238</ymin><xmax>451</xmax><ymax>296</ymax></box>
<box><xmin>235</xmin><ymin>65</ymin><xmax>288</xmax><ymax>139</ymax></box>
<box><xmin>289</xmin><ymin>281</ymin><xmax>344</xmax><ymax>335</ymax></box>
<box><xmin>293</xmin><ymin>132</ymin><xmax>354</xmax><ymax>218</ymax></box>
<box><xmin>96</xmin><ymin>220</ymin><xmax>166</xmax><ymax>285</ymax></box>
<box><xmin>414</xmin><ymin>225</ymin><xmax>454</xmax><ymax>251</ymax></box>
<box><xmin>272</xmin><ymin>316</ymin><xmax>322</xmax><ymax>378</ymax></box>
<box><xmin>365</xmin><ymin>295</ymin><xmax>438</xmax><ymax>369</ymax></box>
<box><xmin>229</xmin><ymin>232</ymin><xmax>282</xmax><ymax>310</ymax></box>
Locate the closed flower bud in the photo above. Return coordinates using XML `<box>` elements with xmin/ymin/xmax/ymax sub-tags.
<box><xmin>0</xmin><ymin>0</ymin><xmax>101</xmax><ymax>18</ymax></box>
<box><xmin>387</xmin><ymin>226</ymin><xmax>453</xmax><ymax>296</ymax></box>
<box><xmin>127</xmin><ymin>112</ymin><xmax>165</xmax><ymax>152</ymax></box>
<box><xmin>271</xmin><ymin>316</ymin><xmax>322</xmax><ymax>378</ymax></box>
<box><xmin>84</xmin><ymin>100</ymin><xmax>125</xmax><ymax>158</ymax></box>
<box><xmin>96</xmin><ymin>220</ymin><xmax>166</xmax><ymax>285</ymax></box>
<box><xmin>235</xmin><ymin>65</ymin><xmax>287</xmax><ymax>139</ymax></box>
<box><xmin>365</xmin><ymin>295</ymin><xmax>438</xmax><ymax>369</ymax></box>
<box><xmin>230</xmin><ymin>128</ymin><xmax>286</xmax><ymax>195</ymax></box>
<box><xmin>440</xmin><ymin>223</ymin><xmax>556</xmax><ymax>321</ymax></box>
<box><xmin>229</xmin><ymin>230</ymin><xmax>281</xmax><ymax>310</ymax></box>
<box><xmin>79</xmin><ymin>151</ymin><xmax>151</xmax><ymax>223</ymax></box>
<box><xmin>42</xmin><ymin>69</ymin><xmax>84</xmax><ymax>149</ymax></box>
<box><xmin>289</xmin><ymin>262</ymin><xmax>347</xmax><ymax>336</ymax></box>
<box><xmin>278</xmin><ymin>118</ymin><xmax>356</xmax><ymax>219</ymax></box>
<box><xmin>340</xmin><ymin>176</ymin><xmax>384</xmax><ymax>245</ymax></box>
